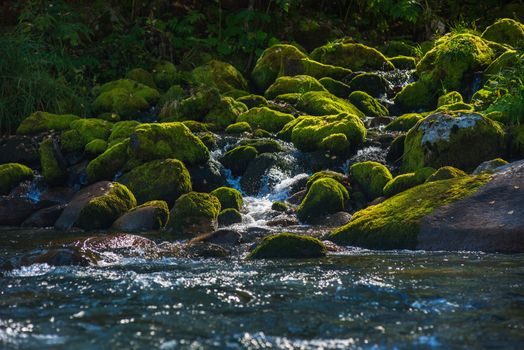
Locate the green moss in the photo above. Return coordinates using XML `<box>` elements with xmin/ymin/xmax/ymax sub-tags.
<box><xmin>0</xmin><ymin>163</ymin><xmax>33</xmax><ymax>195</ymax></box>
<box><xmin>211</xmin><ymin>187</ymin><xmax>243</xmax><ymax>211</ymax></box>
<box><xmin>484</xmin><ymin>50</ymin><xmax>520</xmax><ymax>76</ymax></box>
<box><xmin>237</xmin><ymin>94</ymin><xmax>268</xmax><ymax>108</ymax></box>
<box><xmin>191</xmin><ymin>60</ymin><xmax>248</xmax><ymax>92</ymax></box>
<box><xmin>218</xmin><ymin>208</ymin><xmax>243</xmax><ymax>226</ymax></box>
<box><xmin>129</xmin><ymin>200</ymin><xmax>170</xmax><ymax>229</ymax></box>
<box><xmin>311</xmin><ymin>42</ymin><xmax>394</xmax><ymax>71</ymax></box>
<box><xmin>16</xmin><ymin>111</ymin><xmax>79</xmax><ymax>135</ymax></box>
<box><xmin>159</xmin><ymin>84</ymin><xmax>186</xmax><ymax>106</ymax></box>
<box><xmin>39</xmin><ymin>138</ymin><xmax>67</xmax><ymax>185</ymax></box>
<box><xmin>166</xmin><ymin>191</ymin><xmax>221</xmax><ymax>235</ymax></box>
<box><xmin>306</xmin><ymin>170</ymin><xmax>346</xmax><ymax>191</ymax></box>
<box><xmin>86</xmin><ymin>140</ymin><xmax>130</xmax><ymax>183</ymax></box>
<box><xmin>385</xmin><ymin>113</ymin><xmax>423</xmax><ymax>132</ymax></box>
<box><xmin>60</xmin><ymin>118</ymin><xmax>113</xmax><ymax>153</ymax></box>
<box><xmin>264</xmin><ymin>75</ymin><xmax>326</xmax><ymax>99</ymax></box>
<box><xmin>296</xmin><ymin>91</ymin><xmax>365</xmax><ymax>118</ymax></box>
<box><xmin>237</xmin><ymin>107</ymin><xmax>295</xmax><ymax>133</ymax></box>
<box><xmin>289</xmin><ymin>57</ymin><xmax>353</xmax><ymax>81</ymax></box>
<box><xmin>92</xmin><ymin>88</ymin><xmax>150</xmax><ymax>119</ymax></box>
<box><xmin>248</xmin><ymin>232</ymin><xmax>326</xmax><ymax>259</ymax></box>
<box><xmin>297</xmin><ymin>177</ymin><xmax>349</xmax><ymax>222</ymax></box>
<box><xmin>349</xmin><ymin>161</ymin><xmax>392</xmax><ymax>200</ymax></box>
<box><xmin>274</xmin><ymin>93</ymin><xmax>302</xmax><ymax>104</ymax></box>
<box><xmin>95</xmin><ymin>79</ymin><xmax>160</xmax><ymax>104</ymax></box>
<box><xmin>238</xmin><ymin>139</ymin><xmax>283</xmax><ymax>153</ymax></box>
<box><xmin>414</xmin><ymin>167</ymin><xmax>437</xmax><ymax>182</ymax></box>
<box><xmin>382</xmin><ymin>173</ymin><xmax>419</xmax><ymax>197</ymax></box>
<box><xmin>402</xmin><ymin>112</ymin><xmax>506</xmax><ymax>172</ymax></box>
<box><xmin>108</xmin><ymin>121</ymin><xmax>140</xmax><ymax>147</ymax></box>
<box><xmin>389</xmin><ymin>56</ymin><xmax>416</xmax><ymax>70</ymax></box>
<box><xmin>225</xmin><ymin>121</ymin><xmax>252</xmax><ymax>134</ymax></box>
<box><xmin>220</xmin><ymin>145</ymin><xmax>258</xmax><ymax>176</ymax></box>
<box><xmin>383</xmin><ymin>40</ymin><xmax>419</xmax><ymax>57</ymax></box>
<box><xmin>291</xmin><ymin>113</ymin><xmax>366</xmax><ymax>152</ymax></box>
<box><xmin>223</xmin><ymin>89</ymin><xmax>250</xmax><ymax>99</ymax></box>
<box><xmin>348</xmin><ymin>91</ymin><xmax>389</xmax><ymax>117</ymax></box>
<box><xmin>128</xmin><ymin>122</ymin><xmax>209</xmax><ymax>165</ymax></box>
<box><xmin>199</xmin><ymin>132</ymin><xmax>218</xmax><ymax>150</ymax></box>
<box><xmin>204</xmin><ymin>97</ymin><xmax>248</xmax><ymax>129</ymax></box>
<box><xmin>153</xmin><ymin>61</ymin><xmax>179</xmax><ymax>90</ymax></box>
<box><xmin>328</xmin><ymin>174</ymin><xmax>491</xmax><ymax>249</ymax></box>
<box><xmin>76</xmin><ymin>182</ymin><xmax>137</xmax><ymax>230</ymax></box>
<box><xmin>126</xmin><ymin>68</ymin><xmax>157</xmax><ymax>89</ymax></box>
<box><xmin>435</xmin><ymin>102</ymin><xmax>474</xmax><ymax>112</ymax></box>
<box><xmin>319</xmin><ymin>133</ymin><xmax>350</xmax><ymax>155</ymax></box>
<box><xmin>182</xmin><ymin>120</ymin><xmax>209</xmax><ymax>133</ymax></box>
<box><xmin>254</xmin><ymin>128</ymin><xmax>273</xmax><ymax>138</ymax></box>
<box><xmin>426</xmin><ymin>166</ymin><xmax>468</xmax><ymax>182</ymax></box>
<box><xmin>84</xmin><ymin>139</ymin><xmax>108</xmax><ymax>157</ymax></box>
<box><xmin>319</xmin><ymin>77</ymin><xmax>351</xmax><ymax>98</ymax></box>
<box><xmin>348</xmin><ymin>73</ymin><xmax>390</xmax><ymax>98</ymax></box>
<box><xmin>271</xmin><ymin>201</ymin><xmax>288</xmax><ymax>212</ymax></box>
<box><xmin>393</xmin><ymin>81</ymin><xmax>436</xmax><ymax>113</ymax></box>
<box><xmin>482</xmin><ymin>18</ymin><xmax>524</xmax><ymax>48</ymax></box>
<box><xmin>437</xmin><ymin>91</ymin><xmax>463</xmax><ymax>107</ymax></box>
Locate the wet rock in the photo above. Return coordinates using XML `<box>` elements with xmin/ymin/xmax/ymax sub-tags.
<box><xmin>166</xmin><ymin>192</ymin><xmax>221</xmax><ymax>237</ymax></box>
<box><xmin>249</xmin><ymin>232</ymin><xmax>327</xmax><ymax>259</ymax></box>
<box><xmin>0</xmin><ymin>197</ymin><xmax>49</xmax><ymax>226</ymax></box>
<box><xmin>287</xmin><ymin>189</ymin><xmax>306</xmax><ymax>205</ymax></box>
<box><xmin>191</xmin><ymin>228</ymin><xmax>242</xmax><ymax>245</ymax></box>
<box><xmin>308</xmin><ymin>212</ymin><xmax>352</xmax><ymax>227</ymax></box>
<box><xmin>369</xmin><ymin>116</ymin><xmax>394</xmax><ymax>128</ymax></box>
<box><xmin>2</xmin><ymin>247</ymin><xmax>100</xmax><ymax>270</ymax></box>
<box><xmin>184</xmin><ymin>242</ymin><xmax>230</xmax><ymax>258</ymax></box>
<box><xmin>218</xmin><ymin>208</ymin><xmax>243</xmax><ymax>226</ymax></box>
<box><xmin>472</xmin><ymin>158</ymin><xmax>509</xmax><ymax>174</ymax></box>
<box><xmin>267</xmin><ymin>214</ymin><xmax>299</xmax><ymax>227</ymax></box>
<box><xmin>21</xmin><ymin>205</ymin><xmax>65</xmax><ymax>228</ymax></box>
<box><xmin>240</xmin><ymin>153</ymin><xmax>279</xmax><ymax>195</ymax></box>
<box><xmin>40</xmin><ymin>187</ymin><xmax>76</xmax><ymax>205</ymax></box>
<box><xmin>112</xmin><ymin>201</ymin><xmax>169</xmax><ymax>232</ymax></box>
<box><xmin>296</xmin><ymin>178</ymin><xmax>350</xmax><ymax>223</ymax></box>
<box><xmin>187</xmin><ymin>158</ymin><xmax>228</xmax><ymax>193</ymax></box>
<box><xmin>0</xmin><ymin>134</ymin><xmax>42</xmax><ymax>167</ymax></box>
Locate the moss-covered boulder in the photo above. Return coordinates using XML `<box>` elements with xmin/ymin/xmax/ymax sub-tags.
<box><xmin>306</xmin><ymin>170</ymin><xmax>347</xmax><ymax>191</ymax></box>
<box><xmin>210</xmin><ymin>187</ymin><xmax>243</xmax><ymax>211</ymax></box>
<box><xmin>349</xmin><ymin>161</ymin><xmax>392</xmax><ymax>201</ymax></box>
<box><xmin>426</xmin><ymin>166</ymin><xmax>467</xmax><ymax>182</ymax></box>
<box><xmin>271</xmin><ymin>201</ymin><xmax>288</xmax><ymax>212</ymax></box>
<box><xmin>282</xmin><ymin>57</ymin><xmax>353</xmax><ymax>81</ymax></box>
<box><xmin>472</xmin><ymin>158</ymin><xmax>509</xmax><ymax>174</ymax></box>
<box><xmin>437</xmin><ymin>91</ymin><xmax>463</xmax><ymax>107</ymax></box>
<box><xmin>119</xmin><ymin>159</ymin><xmax>192</xmax><ymax>206</ymax></box>
<box><xmin>311</xmin><ymin>42</ymin><xmax>394</xmax><ymax>71</ymax></box>
<box><xmin>60</xmin><ymin>118</ymin><xmax>113</xmax><ymax>153</ymax></box>
<box><xmin>382</xmin><ymin>167</ymin><xmax>436</xmax><ymax>197</ymax></box>
<box><xmin>159</xmin><ymin>84</ymin><xmax>186</xmax><ymax>106</ymax></box>
<box><xmin>327</xmin><ymin>174</ymin><xmax>490</xmax><ymax>249</ymax></box>
<box><xmin>40</xmin><ymin>138</ymin><xmax>67</xmax><ymax>186</ymax></box>
<box><xmin>191</xmin><ymin>60</ymin><xmax>248</xmax><ymax>92</ymax></box>
<box><xmin>225</xmin><ymin>121</ymin><xmax>252</xmax><ymax>134</ymax></box>
<box><xmin>385</xmin><ymin>113</ymin><xmax>424</xmax><ymax>132</ymax></box>
<box><xmin>393</xmin><ymin>81</ymin><xmax>436</xmax><ymax>113</ymax></box>
<box><xmin>128</xmin><ymin>122</ymin><xmax>209</xmax><ymax>165</ymax></box>
<box><xmin>237</xmin><ymin>139</ymin><xmax>284</xmax><ymax>154</ymax></box>
<box><xmin>125</xmin><ymin>68</ymin><xmax>157</xmax><ymax>89</ymax></box>
<box><xmin>484</xmin><ymin>50</ymin><xmax>520</xmax><ymax>76</ymax></box>
<box><xmin>249</xmin><ymin>233</ymin><xmax>326</xmax><ymax>259</ymax></box>
<box><xmin>295</xmin><ymin>91</ymin><xmax>365</xmax><ymax>118</ymax></box>
<box><xmin>290</xmin><ymin>113</ymin><xmax>366</xmax><ymax>152</ymax></box>
<box><xmin>218</xmin><ymin>208</ymin><xmax>242</xmax><ymax>226</ymax></box>
<box><xmin>348</xmin><ymin>73</ymin><xmax>391</xmax><ymax>98</ymax></box>
<box><xmin>436</xmin><ymin>102</ymin><xmax>474</xmax><ymax>113</ymax></box>
<box><xmin>319</xmin><ymin>133</ymin><xmax>350</xmax><ymax>155</ymax></box>
<box><xmin>86</xmin><ymin>140</ymin><xmax>130</xmax><ymax>183</ymax></box>
<box><xmin>389</xmin><ymin>55</ymin><xmax>417</xmax><ymax>70</ymax></box>
<box><xmin>402</xmin><ymin>112</ymin><xmax>505</xmax><ymax>172</ymax></box>
<box><xmin>16</xmin><ymin>111</ymin><xmax>79</xmax><ymax>135</ymax></box>
<box><xmin>85</xmin><ymin>139</ymin><xmax>108</xmax><ymax>157</ymax></box>
<box><xmin>204</xmin><ymin>97</ymin><xmax>248</xmax><ymax>129</ymax></box>
<box><xmin>481</xmin><ymin>18</ymin><xmax>524</xmax><ymax>48</ymax></box>
<box><xmin>166</xmin><ymin>192</ymin><xmax>221</xmax><ymax>236</ymax></box>
<box><xmin>153</xmin><ymin>61</ymin><xmax>179</xmax><ymax>90</ymax></box>
<box><xmin>237</xmin><ymin>107</ymin><xmax>295</xmax><ymax>133</ymax></box>
<box><xmin>108</xmin><ymin>121</ymin><xmax>140</xmax><ymax>147</ymax></box>
<box><xmin>251</xmin><ymin>44</ymin><xmax>309</xmax><ymax>91</ymax></box>
<box><xmin>112</xmin><ymin>200</ymin><xmax>169</xmax><ymax>232</ymax></box>
<box><xmin>237</xmin><ymin>94</ymin><xmax>268</xmax><ymax>108</ymax></box>
<box><xmin>296</xmin><ymin>177</ymin><xmax>349</xmax><ymax>222</ymax></box>
<box><xmin>0</xmin><ymin>163</ymin><xmax>33</xmax><ymax>195</ymax></box>
<box><xmin>220</xmin><ymin>145</ymin><xmax>258</xmax><ymax>176</ymax></box>
<box><xmin>264</xmin><ymin>75</ymin><xmax>326</xmax><ymax>99</ymax></box>
<box><xmin>319</xmin><ymin>77</ymin><xmax>351</xmax><ymax>98</ymax></box>
<box><xmin>159</xmin><ymin>88</ymin><xmax>221</xmax><ymax>122</ymax></box>
<box><xmin>348</xmin><ymin>91</ymin><xmax>389</xmax><ymax>117</ymax></box>
<box><xmin>72</xmin><ymin>182</ymin><xmax>136</xmax><ymax>230</ymax></box>
<box><xmin>383</xmin><ymin>40</ymin><xmax>419</xmax><ymax>57</ymax></box>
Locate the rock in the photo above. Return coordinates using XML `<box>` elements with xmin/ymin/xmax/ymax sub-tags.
<box><xmin>237</xmin><ymin>94</ymin><xmax>268</xmax><ymax>108</ymax></box>
<box><xmin>220</xmin><ymin>145</ymin><xmax>258</xmax><ymax>177</ymax></box>
<box><xmin>40</xmin><ymin>187</ymin><xmax>76</xmax><ymax>204</ymax></box>
<box><xmin>386</xmin><ymin>134</ymin><xmax>406</xmax><ymax>164</ymax></box>
<box><xmin>287</xmin><ymin>189</ymin><xmax>307</xmax><ymax>205</ymax></box>
<box><xmin>385</xmin><ymin>113</ymin><xmax>423</xmax><ymax>132</ymax></box>
<box><xmin>349</xmin><ymin>161</ymin><xmax>392</xmax><ymax>200</ymax></box>
<box><xmin>481</xmin><ymin>18</ymin><xmax>524</xmax><ymax>48</ymax></box>
<box><xmin>267</xmin><ymin>214</ymin><xmax>299</xmax><ymax>227</ymax></box>
<box><xmin>119</xmin><ymin>159</ymin><xmax>192</xmax><ymax>205</ymax></box>
<box><xmin>417</xmin><ymin>161</ymin><xmax>524</xmax><ymax>252</ymax></box>
<box><xmin>166</xmin><ymin>192</ymin><xmax>221</xmax><ymax>237</ymax></box>
<box><xmin>0</xmin><ymin>163</ymin><xmax>34</xmax><ymax>195</ymax></box>
<box><xmin>264</xmin><ymin>75</ymin><xmax>326</xmax><ymax>99</ymax></box>
<box><xmin>402</xmin><ymin>112</ymin><xmax>506</xmax><ymax>172</ymax></box>
<box><xmin>183</xmin><ymin>242</ymin><xmax>230</xmax><ymax>258</ymax></box>
<box><xmin>84</xmin><ymin>139</ymin><xmax>108</xmax><ymax>157</ymax></box>
<box><xmin>21</xmin><ymin>204</ymin><xmax>65</xmax><ymax>228</ymax></box>
<box><xmin>240</xmin><ymin>153</ymin><xmax>279</xmax><ymax>195</ymax></box>
<box><xmin>191</xmin><ymin>228</ymin><xmax>242</xmax><ymax>245</ymax></box>
<box><xmin>39</xmin><ymin>137</ymin><xmax>67</xmax><ymax>185</ymax></box>
<box><xmin>306</xmin><ymin>170</ymin><xmax>348</xmax><ymax>191</ymax></box>
<box><xmin>237</xmin><ymin>139</ymin><xmax>284</xmax><ymax>153</ymax></box>
<box><xmin>249</xmin><ymin>233</ymin><xmax>327</xmax><ymax>259</ymax></box>
<box><xmin>437</xmin><ymin>91</ymin><xmax>463</xmax><ymax>107</ymax></box>
<box><xmin>348</xmin><ymin>73</ymin><xmax>391</xmax><ymax>98</ymax></box>
<box><xmin>389</xmin><ymin>55</ymin><xmax>416</xmax><ymax>70</ymax></box>
<box><xmin>392</xmin><ymin>80</ymin><xmax>436</xmax><ymax>113</ymax></box>
<box><xmin>307</xmin><ymin>211</ymin><xmax>352</xmax><ymax>227</ymax></box>
<box><xmin>271</xmin><ymin>201</ymin><xmax>288</xmax><ymax>212</ymax></box>
<box><xmin>187</xmin><ymin>159</ymin><xmax>228</xmax><ymax>192</ymax></box>
<box><xmin>153</xmin><ymin>61</ymin><xmax>179</xmax><ymax>90</ymax></box>
<box><xmin>159</xmin><ymin>87</ymin><xmax>220</xmax><ymax>123</ymax></box>
<box><xmin>296</xmin><ymin>178</ymin><xmax>349</xmax><ymax>223</ymax></box>
<box><xmin>237</xmin><ymin>107</ymin><xmax>295</xmax><ymax>133</ymax></box>
<box><xmin>311</xmin><ymin>42</ymin><xmax>394</xmax><ymax>71</ymax></box>
<box><xmin>328</xmin><ymin>173</ymin><xmax>492</xmax><ymax>249</ymax></box>
<box><xmin>218</xmin><ymin>208</ymin><xmax>242</xmax><ymax>226</ymax></box>
<box><xmin>319</xmin><ymin>77</ymin><xmax>352</xmax><ymax>98</ymax></box>
<box><xmin>225</xmin><ymin>122</ymin><xmax>252</xmax><ymax>134</ymax></box>
<box><xmin>426</xmin><ymin>166</ymin><xmax>467</xmax><ymax>182</ymax></box>
<box><xmin>112</xmin><ymin>200</ymin><xmax>169</xmax><ymax>232</ymax></box>
<box><xmin>55</xmin><ymin>181</ymin><xmax>137</xmax><ymax>230</ymax></box>
<box><xmin>472</xmin><ymin>158</ymin><xmax>509</xmax><ymax>174</ymax></box>
<box><xmin>295</xmin><ymin>91</ymin><xmax>365</xmax><ymax>118</ymax></box>
<box><xmin>16</xmin><ymin>111</ymin><xmax>79</xmax><ymax>135</ymax></box>
<box><xmin>3</xmin><ymin>247</ymin><xmax>99</xmax><ymax>270</ymax></box>
<box><xmin>86</xmin><ymin>140</ymin><xmax>130</xmax><ymax>183</ymax></box>
<box><xmin>210</xmin><ymin>187</ymin><xmax>243</xmax><ymax>211</ymax></box>
<box><xmin>191</xmin><ymin>60</ymin><xmax>248</xmax><ymax>92</ymax></box>
<box><xmin>348</xmin><ymin>91</ymin><xmax>389</xmax><ymax>117</ymax></box>
<box><xmin>126</xmin><ymin>67</ymin><xmax>157</xmax><ymax>88</ymax></box>
<box><xmin>60</xmin><ymin>118</ymin><xmax>113</xmax><ymax>153</ymax></box>
<box><xmin>0</xmin><ymin>134</ymin><xmax>41</xmax><ymax>167</ymax></box>
<box><xmin>0</xmin><ymin>197</ymin><xmax>48</xmax><ymax>226</ymax></box>
<box><xmin>108</xmin><ymin>121</ymin><xmax>140</xmax><ymax>147</ymax></box>
<box><xmin>203</xmin><ymin>96</ymin><xmax>248</xmax><ymax>129</ymax></box>
<box><xmin>382</xmin><ymin>167</ymin><xmax>434</xmax><ymax>197</ymax></box>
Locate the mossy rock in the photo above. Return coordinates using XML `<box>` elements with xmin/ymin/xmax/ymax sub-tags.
<box><xmin>481</xmin><ymin>18</ymin><xmax>524</xmax><ymax>48</ymax></box>
<box><xmin>166</xmin><ymin>191</ymin><xmax>221</xmax><ymax>236</ymax></box>
<box><xmin>253</xmin><ymin>128</ymin><xmax>273</xmax><ymax>138</ymax></box>
<box><xmin>311</xmin><ymin>42</ymin><xmax>394</xmax><ymax>71</ymax></box>
<box><xmin>435</xmin><ymin>102</ymin><xmax>474</xmax><ymax>113</ymax></box>
<box><xmin>348</xmin><ymin>91</ymin><xmax>389</xmax><ymax>117</ymax></box>
<box><xmin>39</xmin><ymin>137</ymin><xmax>67</xmax><ymax>186</ymax></box>
<box><xmin>296</xmin><ymin>177</ymin><xmax>349</xmax><ymax>223</ymax></box>
<box><xmin>319</xmin><ymin>77</ymin><xmax>351</xmax><ymax>98</ymax></box>
<box><xmin>191</xmin><ymin>60</ymin><xmax>248</xmax><ymax>92</ymax></box>
<box><xmin>382</xmin><ymin>173</ymin><xmax>420</xmax><ymax>197</ymax></box>
<box><xmin>108</xmin><ymin>121</ymin><xmax>140</xmax><ymax>147</ymax></box>
<box><xmin>305</xmin><ymin>170</ymin><xmax>347</xmax><ymax>191</ymax></box>
<box><xmin>218</xmin><ymin>208</ymin><xmax>242</xmax><ymax>226</ymax></box>
<box><xmin>153</xmin><ymin>61</ymin><xmax>179</xmax><ymax>90</ymax></box>
<box><xmin>249</xmin><ymin>233</ymin><xmax>326</xmax><ymax>259</ymax></box>
<box><xmin>60</xmin><ymin>118</ymin><xmax>113</xmax><ymax>153</ymax></box>
<box><xmin>199</xmin><ymin>132</ymin><xmax>218</xmax><ymax>150</ymax></box>
<box><xmin>282</xmin><ymin>57</ymin><xmax>353</xmax><ymax>81</ymax></box>
<box><xmin>76</xmin><ymin>182</ymin><xmax>137</xmax><ymax>230</ymax></box>
<box><xmin>220</xmin><ymin>145</ymin><xmax>258</xmax><ymax>176</ymax></box>
<box><xmin>271</xmin><ymin>201</ymin><xmax>288</xmax><ymax>212</ymax></box>
<box><xmin>182</xmin><ymin>120</ymin><xmax>209</xmax><ymax>133</ymax></box>
<box><xmin>225</xmin><ymin>122</ymin><xmax>252</xmax><ymax>134</ymax></box>
<box><xmin>328</xmin><ymin>174</ymin><xmax>491</xmax><ymax>249</ymax></box>
<box><xmin>112</xmin><ymin>200</ymin><xmax>169</xmax><ymax>231</ymax></box>
<box><xmin>159</xmin><ymin>84</ymin><xmax>186</xmax><ymax>106</ymax></box>
<box><xmin>159</xmin><ymin>87</ymin><xmax>221</xmax><ymax>122</ymax></box>
<box><xmin>237</xmin><ymin>138</ymin><xmax>283</xmax><ymax>153</ymax></box>
<box><xmin>237</xmin><ymin>107</ymin><xmax>295</xmax><ymax>133</ymax></box>
<box><xmin>94</xmin><ymin>79</ymin><xmax>160</xmax><ymax>107</ymax></box>
<box><xmin>119</xmin><ymin>159</ymin><xmax>192</xmax><ymax>206</ymax></box>
<box><xmin>348</xmin><ymin>73</ymin><xmax>390</xmax><ymax>98</ymax></box>
<box><xmin>290</xmin><ymin>113</ymin><xmax>366</xmax><ymax>152</ymax></box>
<box><xmin>484</xmin><ymin>50</ymin><xmax>520</xmax><ymax>76</ymax></box>
<box><xmin>472</xmin><ymin>158</ymin><xmax>509</xmax><ymax>174</ymax></box>
<box><xmin>86</xmin><ymin>140</ymin><xmax>130</xmax><ymax>183</ymax></box>
<box><xmin>16</xmin><ymin>111</ymin><xmax>79</xmax><ymax>135</ymax></box>
<box><xmin>426</xmin><ymin>166</ymin><xmax>467</xmax><ymax>182</ymax></box>
<box><xmin>128</xmin><ymin>122</ymin><xmax>209</xmax><ymax>165</ymax></box>
<box><xmin>251</xmin><ymin>44</ymin><xmax>309</xmax><ymax>91</ymax></box>
<box><xmin>223</xmin><ymin>89</ymin><xmax>250</xmax><ymax>99</ymax></box>
<box><xmin>126</xmin><ymin>68</ymin><xmax>157</xmax><ymax>89</ymax></box>
<box><xmin>204</xmin><ymin>97</ymin><xmax>248</xmax><ymax>129</ymax></box>
<box><xmin>386</xmin><ymin>134</ymin><xmax>406</xmax><ymax>163</ymax></box>
<box><xmin>437</xmin><ymin>91</ymin><xmax>463</xmax><ymax>107</ymax></box>
<box><xmin>393</xmin><ymin>81</ymin><xmax>436</xmax><ymax>113</ymax></box>
<box><xmin>210</xmin><ymin>187</ymin><xmax>243</xmax><ymax>211</ymax></box>
<box><xmin>295</xmin><ymin>91</ymin><xmax>365</xmax><ymax>118</ymax></box>
<box><xmin>383</xmin><ymin>40</ymin><xmax>420</xmax><ymax>57</ymax></box>
<box><xmin>319</xmin><ymin>133</ymin><xmax>350</xmax><ymax>155</ymax></box>
<box><xmin>349</xmin><ymin>161</ymin><xmax>392</xmax><ymax>201</ymax></box>
<box><xmin>402</xmin><ymin>112</ymin><xmax>506</xmax><ymax>172</ymax></box>
<box><xmin>0</xmin><ymin>163</ymin><xmax>33</xmax><ymax>195</ymax></box>
<box><xmin>385</xmin><ymin>113</ymin><xmax>424</xmax><ymax>132</ymax></box>
<box><xmin>389</xmin><ymin>56</ymin><xmax>417</xmax><ymax>70</ymax></box>
<box><xmin>237</xmin><ymin>94</ymin><xmax>268</xmax><ymax>108</ymax></box>
<box><xmin>85</xmin><ymin>139</ymin><xmax>108</xmax><ymax>157</ymax></box>
<box><xmin>264</xmin><ymin>75</ymin><xmax>326</xmax><ymax>99</ymax></box>
<box><xmin>92</xmin><ymin>88</ymin><xmax>149</xmax><ymax>119</ymax></box>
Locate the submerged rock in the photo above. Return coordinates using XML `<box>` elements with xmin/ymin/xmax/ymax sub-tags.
<box><xmin>249</xmin><ymin>233</ymin><xmax>326</xmax><ymax>259</ymax></box>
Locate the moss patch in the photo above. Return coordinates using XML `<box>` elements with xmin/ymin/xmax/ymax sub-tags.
<box><xmin>40</xmin><ymin>138</ymin><xmax>67</xmax><ymax>185</ymax></box>
<box><xmin>86</xmin><ymin>140</ymin><xmax>130</xmax><ymax>183</ymax></box>
<box><xmin>311</xmin><ymin>42</ymin><xmax>394</xmax><ymax>71</ymax></box>
<box><xmin>166</xmin><ymin>191</ymin><xmax>221</xmax><ymax>235</ymax></box>
<box><xmin>348</xmin><ymin>91</ymin><xmax>389</xmax><ymax>117</ymax></box>
<box><xmin>237</xmin><ymin>107</ymin><xmax>295</xmax><ymax>133</ymax></box>
<box><xmin>426</xmin><ymin>166</ymin><xmax>467</xmax><ymax>182</ymax></box>
<box><xmin>482</xmin><ymin>18</ymin><xmax>524</xmax><ymax>48</ymax></box>
<box><xmin>385</xmin><ymin>113</ymin><xmax>424</xmax><ymax>132</ymax></box>
<box><xmin>220</xmin><ymin>145</ymin><xmax>258</xmax><ymax>176</ymax></box>
<box><xmin>297</xmin><ymin>177</ymin><xmax>349</xmax><ymax>222</ymax></box>
<box><xmin>296</xmin><ymin>91</ymin><xmax>365</xmax><ymax>118</ymax></box>
<box><xmin>349</xmin><ymin>161</ymin><xmax>392</xmax><ymax>201</ymax></box>
<box><xmin>191</xmin><ymin>60</ymin><xmax>248</xmax><ymax>92</ymax></box>
<box><xmin>16</xmin><ymin>111</ymin><xmax>79</xmax><ymax>135</ymax></box>
<box><xmin>210</xmin><ymin>187</ymin><xmax>243</xmax><ymax>211</ymax></box>
<box><xmin>249</xmin><ymin>233</ymin><xmax>326</xmax><ymax>259</ymax></box>
<box><xmin>264</xmin><ymin>75</ymin><xmax>326</xmax><ymax>99</ymax></box>
<box><xmin>0</xmin><ymin>163</ymin><xmax>33</xmax><ymax>195</ymax></box>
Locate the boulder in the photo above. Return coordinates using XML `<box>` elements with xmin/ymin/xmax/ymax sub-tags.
<box><xmin>187</xmin><ymin>159</ymin><xmax>228</xmax><ymax>193</ymax></box>
<box><xmin>60</xmin><ymin>118</ymin><xmax>113</xmax><ymax>153</ymax></box>
<box><xmin>21</xmin><ymin>205</ymin><xmax>65</xmax><ymax>228</ymax></box>
<box><xmin>16</xmin><ymin>111</ymin><xmax>79</xmax><ymax>135</ymax></box>
<box><xmin>385</xmin><ymin>113</ymin><xmax>424</xmax><ymax>132</ymax></box>
<box><xmin>319</xmin><ymin>77</ymin><xmax>352</xmax><ymax>98</ymax></box>
<box><xmin>126</xmin><ymin>67</ymin><xmax>157</xmax><ymax>88</ymax></box>
<box><xmin>389</xmin><ymin>55</ymin><xmax>416</xmax><ymax>69</ymax></box>
<box><xmin>220</xmin><ymin>145</ymin><xmax>258</xmax><ymax>176</ymax></box>
<box><xmin>426</xmin><ymin>166</ymin><xmax>467</xmax><ymax>182</ymax></box>
<box><xmin>166</xmin><ymin>192</ymin><xmax>221</xmax><ymax>237</ymax></box>
<box><xmin>237</xmin><ymin>107</ymin><xmax>295</xmax><ymax>133</ymax></box>
<box><xmin>190</xmin><ymin>228</ymin><xmax>242</xmax><ymax>245</ymax></box>
<box><xmin>108</xmin><ymin>120</ymin><xmax>140</xmax><ymax>147</ymax></box>
<box><xmin>0</xmin><ymin>163</ymin><xmax>34</xmax><ymax>195</ymax></box>
<box><xmin>153</xmin><ymin>61</ymin><xmax>179</xmax><ymax>90</ymax></box>
<box><xmin>240</xmin><ymin>153</ymin><xmax>280</xmax><ymax>195</ymax></box>
<box><xmin>0</xmin><ymin>134</ymin><xmax>41</xmax><ymax>167</ymax></box>
<box><xmin>348</xmin><ymin>91</ymin><xmax>388</xmax><ymax>117</ymax></box>
<box><xmin>218</xmin><ymin>208</ymin><xmax>243</xmax><ymax>226</ymax></box>
<box><xmin>311</xmin><ymin>42</ymin><xmax>394</xmax><ymax>71</ymax></box>
<box><xmin>481</xmin><ymin>18</ymin><xmax>524</xmax><ymax>48</ymax></box>
<box><xmin>225</xmin><ymin>121</ymin><xmax>252</xmax><ymax>134</ymax></box>
<box><xmin>112</xmin><ymin>200</ymin><xmax>169</xmax><ymax>232</ymax></box>
<box><xmin>0</xmin><ymin>197</ymin><xmax>48</xmax><ymax>226</ymax></box>
<box><xmin>39</xmin><ymin>137</ymin><xmax>67</xmax><ymax>185</ymax></box>
<box><xmin>210</xmin><ymin>187</ymin><xmax>243</xmax><ymax>211</ymax></box>
<box><xmin>86</xmin><ymin>140</ymin><xmax>130</xmax><ymax>183</ymax></box>
<box><xmin>296</xmin><ymin>177</ymin><xmax>349</xmax><ymax>223</ymax></box>
<box><xmin>348</xmin><ymin>73</ymin><xmax>391</xmax><ymax>98</ymax></box>
<box><xmin>249</xmin><ymin>233</ymin><xmax>326</xmax><ymax>259</ymax></box>
<box><xmin>295</xmin><ymin>91</ymin><xmax>365</xmax><ymax>118</ymax></box>
<box><xmin>264</xmin><ymin>75</ymin><xmax>326</xmax><ymax>99</ymax></box>
<box><xmin>349</xmin><ymin>161</ymin><xmax>392</xmax><ymax>201</ymax></box>
<box><xmin>191</xmin><ymin>60</ymin><xmax>248</xmax><ymax>92</ymax></box>
<box><xmin>472</xmin><ymin>158</ymin><xmax>509</xmax><ymax>174</ymax></box>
